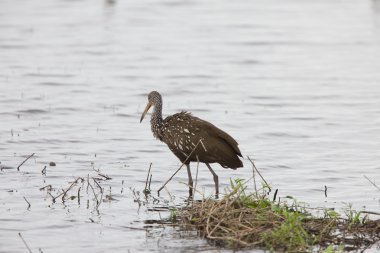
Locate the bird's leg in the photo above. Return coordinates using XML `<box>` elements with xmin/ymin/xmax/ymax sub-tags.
<box><xmin>206</xmin><ymin>163</ymin><xmax>219</xmax><ymax>199</ymax></box>
<box><xmin>186</xmin><ymin>164</ymin><xmax>193</xmax><ymax>198</ymax></box>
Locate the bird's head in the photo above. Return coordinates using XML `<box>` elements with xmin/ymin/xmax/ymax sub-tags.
<box><xmin>140</xmin><ymin>91</ymin><xmax>162</xmax><ymax>123</ymax></box>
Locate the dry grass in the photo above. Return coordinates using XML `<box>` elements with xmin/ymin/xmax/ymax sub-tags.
<box><xmin>179</xmin><ymin>180</ymin><xmax>380</xmax><ymax>252</ymax></box>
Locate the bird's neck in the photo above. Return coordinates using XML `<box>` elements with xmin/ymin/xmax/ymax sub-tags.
<box><xmin>151</xmin><ymin>101</ymin><xmax>163</xmax><ymax>137</ymax></box>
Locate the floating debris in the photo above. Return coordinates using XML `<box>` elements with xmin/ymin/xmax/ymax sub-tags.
<box><xmin>17</xmin><ymin>153</ymin><xmax>35</xmax><ymax>171</ymax></box>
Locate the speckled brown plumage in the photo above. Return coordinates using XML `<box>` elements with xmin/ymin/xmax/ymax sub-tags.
<box><xmin>140</xmin><ymin>91</ymin><xmax>243</xmax><ymax>198</ymax></box>
<box><xmin>161</xmin><ymin>111</ymin><xmax>243</xmax><ymax>169</ymax></box>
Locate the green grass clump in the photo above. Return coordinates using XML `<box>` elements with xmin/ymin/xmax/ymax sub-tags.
<box><xmin>262</xmin><ymin>210</ymin><xmax>312</xmax><ymax>252</ymax></box>
<box><xmin>179</xmin><ymin>178</ymin><xmax>380</xmax><ymax>252</ymax></box>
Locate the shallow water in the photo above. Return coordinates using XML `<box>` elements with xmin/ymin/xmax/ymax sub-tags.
<box><xmin>1</xmin><ymin>0</ymin><xmax>380</xmax><ymax>252</ymax></box>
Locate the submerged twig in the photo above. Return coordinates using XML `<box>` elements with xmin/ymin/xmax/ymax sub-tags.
<box><xmin>77</xmin><ymin>187</ymin><xmax>81</xmax><ymax>205</ymax></box>
<box><xmin>247</xmin><ymin>156</ymin><xmax>271</xmax><ymax>191</ymax></box>
<box><xmin>41</xmin><ymin>166</ymin><xmax>46</xmax><ymax>175</ymax></box>
<box><xmin>97</xmin><ymin>187</ymin><xmax>103</xmax><ymax>209</ymax></box>
<box><xmin>361</xmin><ymin>210</ymin><xmax>380</xmax><ymax>216</ymax></box>
<box><xmin>252</xmin><ymin>156</ymin><xmax>258</xmax><ymax>194</ymax></box>
<box><xmin>92</xmin><ymin>178</ymin><xmax>103</xmax><ymax>193</ymax></box>
<box><xmin>145</xmin><ymin>163</ymin><xmax>152</xmax><ymax>190</ymax></box>
<box><xmin>88</xmin><ymin>181</ymin><xmax>99</xmax><ymax>205</ymax></box>
<box><xmin>53</xmin><ymin>177</ymin><xmax>82</xmax><ymax>202</ymax></box>
<box><xmin>193</xmin><ymin>156</ymin><xmax>200</xmax><ymax>200</ymax></box>
<box><xmin>272</xmin><ymin>189</ymin><xmax>278</xmax><ymax>202</ymax></box>
<box><xmin>144</xmin><ymin>163</ymin><xmax>152</xmax><ymax>195</ymax></box>
<box><xmin>48</xmin><ymin>192</ymin><xmax>55</xmax><ymax>203</ymax></box>
<box><xmin>18</xmin><ymin>232</ymin><xmax>33</xmax><ymax>253</ymax></box>
<box><xmin>158</xmin><ymin>139</ymin><xmax>202</xmax><ymax>195</ymax></box>
<box><xmin>39</xmin><ymin>185</ymin><xmax>52</xmax><ymax>191</ymax></box>
<box><xmin>148</xmin><ymin>174</ymin><xmax>152</xmax><ymax>191</ymax></box>
<box><xmin>86</xmin><ymin>174</ymin><xmax>90</xmax><ymax>193</ymax></box>
<box><xmin>17</xmin><ymin>153</ymin><xmax>35</xmax><ymax>171</ymax></box>
<box><xmin>23</xmin><ymin>197</ymin><xmax>31</xmax><ymax>210</ymax></box>
<box><xmin>364</xmin><ymin>175</ymin><xmax>380</xmax><ymax>191</ymax></box>
<box><xmin>97</xmin><ymin>172</ymin><xmax>112</xmax><ymax>180</ymax></box>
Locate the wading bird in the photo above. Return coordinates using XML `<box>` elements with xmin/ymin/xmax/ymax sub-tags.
<box><xmin>140</xmin><ymin>91</ymin><xmax>243</xmax><ymax>198</ymax></box>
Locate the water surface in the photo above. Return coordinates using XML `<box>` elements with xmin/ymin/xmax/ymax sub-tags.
<box><xmin>1</xmin><ymin>0</ymin><xmax>380</xmax><ymax>252</ymax></box>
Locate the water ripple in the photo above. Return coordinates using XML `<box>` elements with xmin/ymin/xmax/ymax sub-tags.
<box><xmin>17</xmin><ymin>109</ymin><xmax>48</xmax><ymax>114</ymax></box>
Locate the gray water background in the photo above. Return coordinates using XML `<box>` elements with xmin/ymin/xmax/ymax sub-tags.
<box><xmin>1</xmin><ymin>0</ymin><xmax>380</xmax><ymax>252</ymax></box>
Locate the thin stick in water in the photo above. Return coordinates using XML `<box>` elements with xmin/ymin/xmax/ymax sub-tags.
<box><xmin>247</xmin><ymin>156</ymin><xmax>271</xmax><ymax>191</ymax></box>
<box><xmin>77</xmin><ymin>187</ymin><xmax>81</xmax><ymax>205</ymax></box>
<box><xmin>48</xmin><ymin>192</ymin><xmax>55</xmax><ymax>203</ymax></box>
<box><xmin>97</xmin><ymin>172</ymin><xmax>112</xmax><ymax>180</ymax></box>
<box><xmin>41</xmin><ymin>166</ymin><xmax>46</xmax><ymax>175</ymax></box>
<box><xmin>144</xmin><ymin>163</ymin><xmax>152</xmax><ymax>191</ymax></box>
<box><xmin>148</xmin><ymin>174</ymin><xmax>152</xmax><ymax>191</ymax></box>
<box><xmin>92</xmin><ymin>178</ymin><xmax>103</xmax><ymax>193</ymax></box>
<box><xmin>17</xmin><ymin>153</ymin><xmax>35</xmax><ymax>171</ymax></box>
<box><xmin>272</xmin><ymin>189</ymin><xmax>278</xmax><ymax>202</ymax></box>
<box><xmin>39</xmin><ymin>185</ymin><xmax>52</xmax><ymax>191</ymax></box>
<box><xmin>86</xmin><ymin>174</ymin><xmax>90</xmax><ymax>193</ymax></box>
<box><xmin>88</xmin><ymin>181</ymin><xmax>99</xmax><ymax>205</ymax></box>
<box><xmin>23</xmin><ymin>197</ymin><xmax>31</xmax><ymax>210</ymax></box>
<box><xmin>96</xmin><ymin>187</ymin><xmax>103</xmax><ymax>209</ymax></box>
<box><xmin>157</xmin><ymin>139</ymin><xmax>201</xmax><ymax>195</ymax></box>
<box><xmin>193</xmin><ymin>155</ymin><xmax>200</xmax><ymax>201</ymax></box>
<box><xmin>18</xmin><ymin>232</ymin><xmax>33</xmax><ymax>253</ymax></box>
<box><xmin>251</xmin><ymin>157</ymin><xmax>258</xmax><ymax>194</ymax></box>
<box><xmin>364</xmin><ymin>175</ymin><xmax>380</xmax><ymax>191</ymax></box>
<box><xmin>361</xmin><ymin>210</ymin><xmax>380</xmax><ymax>216</ymax></box>
<box><xmin>53</xmin><ymin>177</ymin><xmax>81</xmax><ymax>202</ymax></box>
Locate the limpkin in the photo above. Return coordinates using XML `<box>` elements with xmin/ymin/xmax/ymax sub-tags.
<box><xmin>140</xmin><ymin>91</ymin><xmax>243</xmax><ymax>198</ymax></box>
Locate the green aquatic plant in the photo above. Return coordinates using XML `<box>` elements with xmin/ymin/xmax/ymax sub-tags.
<box><xmin>323</xmin><ymin>245</ymin><xmax>344</xmax><ymax>253</ymax></box>
<box><xmin>177</xmin><ymin>177</ymin><xmax>380</xmax><ymax>252</ymax></box>
<box><xmin>262</xmin><ymin>210</ymin><xmax>312</xmax><ymax>252</ymax></box>
<box><xmin>169</xmin><ymin>208</ymin><xmax>177</xmax><ymax>223</ymax></box>
<box><xmin>344</xmin><ymin>203</ymin><xmax>369</xmax><ymax>228</ymax></box>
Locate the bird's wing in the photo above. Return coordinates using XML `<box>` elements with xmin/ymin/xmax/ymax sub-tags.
<box><xmin>163</xmin><ymin>112</ymin><xmax>242</xmax><ymax>157</ymax></box>
<box><xmin>197</xmin><ymin>119</ymin><xmax>242</xmax><ymax>157</ymax></box>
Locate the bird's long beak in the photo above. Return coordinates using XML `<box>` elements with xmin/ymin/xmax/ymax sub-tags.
<box><xmin>140</xmin><ymin>101</ymin><xmax>152</xmax><ymax>123</ymax></box>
